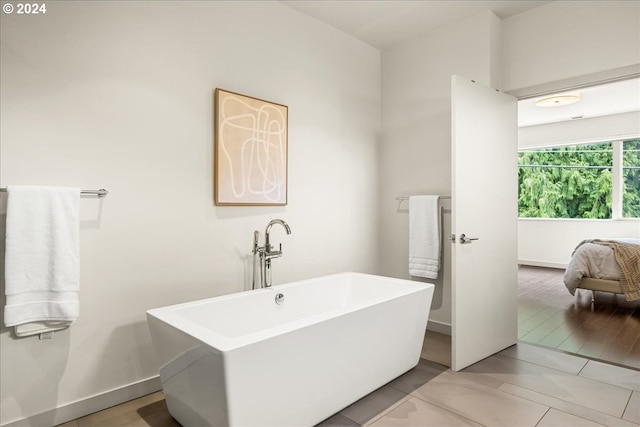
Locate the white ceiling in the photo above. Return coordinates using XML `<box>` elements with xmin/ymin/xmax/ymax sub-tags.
<box><xmin>281</xmin><ymin>1</ymin><xmax>640</xmax><ymax>127</ymax></box>
<box><xmin>518</xmin><ymin>78</ymin><xmax>640</xmax><ymax>127</ymax></box>
<box><xmin>281</xmin><ymin>0</ymin><xmax>551</xmax><ymax>50</ymax></box>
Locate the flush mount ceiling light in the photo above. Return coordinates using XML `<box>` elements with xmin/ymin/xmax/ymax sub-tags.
<box><xmin>535</xmin><ymin>91</ymin><xmax>581</xmax><ymax>107</ymax></box>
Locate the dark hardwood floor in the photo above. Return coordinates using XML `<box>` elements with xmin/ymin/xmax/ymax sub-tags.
<box><xmin>518</xmin><ymin>265</ymin><xmax>640</xmax><ymax>369</ymax></box>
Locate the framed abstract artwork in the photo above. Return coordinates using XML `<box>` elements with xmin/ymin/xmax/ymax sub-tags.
<box><xmin>214</xmin><ymin>88</ymin><xmax>288</xmax><ymax>206</ymax></box>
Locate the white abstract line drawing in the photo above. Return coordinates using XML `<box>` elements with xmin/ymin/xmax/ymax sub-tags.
<box><xmin>215</xmin><ymin>90</ymin><xmax>288</xmax><ymax>205</ymax></box>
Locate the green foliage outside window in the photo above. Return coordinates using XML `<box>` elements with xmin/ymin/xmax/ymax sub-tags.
<box><xmin>623</xmin><ymin>139</ymin><xmax>640</xmax><ymax>218</ymax></box>
<box><xmin>518</xmin><ymin>139</ymin><xmax>640</xmax><ymax>219</ymax></box>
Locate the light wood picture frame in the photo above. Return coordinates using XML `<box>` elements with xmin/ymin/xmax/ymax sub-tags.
<box><xmin>214</xmin><ymin>88</ymin><xmax>288</xmax><ymax>206</ymax></box>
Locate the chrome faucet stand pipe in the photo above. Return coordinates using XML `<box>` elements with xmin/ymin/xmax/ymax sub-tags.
<box><xmin>252</xmin><ymin>231</ymin><xmax>259</xmax><ymax>290</ymax></box>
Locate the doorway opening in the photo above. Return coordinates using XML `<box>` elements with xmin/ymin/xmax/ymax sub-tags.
<box><xmin>516</xmin><ymin>77</ymin><xmax>640</xmax><ymax>369</ymax></box>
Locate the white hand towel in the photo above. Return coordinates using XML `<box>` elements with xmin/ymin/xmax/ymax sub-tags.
<box><xmin>409</xmin><ymin>195</ymin><xmax>440</xmax><ymax>279</ymax></box>
<box><xmin>4</xmin><ymin>186</ymin><xmax>81</xmax><ymax>332</ymax></box>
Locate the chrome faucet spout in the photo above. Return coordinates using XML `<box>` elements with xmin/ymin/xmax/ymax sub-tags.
<box><xmin>265</xmin><ymin>219</ymin><xmax>292</xmax><ymax>253</ymax></box>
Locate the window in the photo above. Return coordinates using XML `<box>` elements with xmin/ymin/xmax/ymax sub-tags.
<box><xmin>623</xmin><ymin>139</ymin><xmax>640</xmax><ymax>218</ymax></box>
<box><xmin>518</xmin><ymin>139</ymin><xmax>639</xmax><ymax>219</ymax></box>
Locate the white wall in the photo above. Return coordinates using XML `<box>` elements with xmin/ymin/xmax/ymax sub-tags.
<box><xmin>519</xmin><ymin>112</ymin><xmax>640</xmax><ymax>149</ymax></box>
<box><xmin>379</xmin><ymin>11</ymin><xmax>502</xmax><ymax>333</ymax></box>
<box><xmin>502</xmin><ymin>1</ymin><xmax>640</xmax><ymax>92</ymax></box>
<box><xmin>503</xmin><ymin>1</ymin><xmax>640</xmax><ymax>268</ymax></box>
<box><xmin>518</xmin><ymin>219</ymin><xmax>640</xmax><ymax>268</ymax></box>
<box><xmin>0</xmin><ymin>2</ymin><xmax>380</xmax><ymax>425</ymax></box>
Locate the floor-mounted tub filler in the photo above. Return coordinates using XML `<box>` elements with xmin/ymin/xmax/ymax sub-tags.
<box><xmin>147</xmin><ymin>272</ymin><xmax>434</xmax><ymax>427</ymax></box>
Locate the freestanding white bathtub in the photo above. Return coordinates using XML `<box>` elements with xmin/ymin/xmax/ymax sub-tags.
<box><xmin>146</xmin><ymin>272</ymin><xmax>434</xmax><ymax>427</ymax></box>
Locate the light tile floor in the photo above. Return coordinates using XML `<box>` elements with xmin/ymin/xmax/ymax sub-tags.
<box><xmin>58</xmin><ymin>341</ymin><xmax>639</xmax><ymax>427</ymax></box>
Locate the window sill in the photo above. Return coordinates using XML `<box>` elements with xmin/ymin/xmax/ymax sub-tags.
<box><xmin>518</xmin><ymin>217</ymin><xmax>640</xmax><ymax>222</ymax></box>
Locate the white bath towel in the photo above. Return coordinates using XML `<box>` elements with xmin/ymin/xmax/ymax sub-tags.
<box><xmin>4</xmin><ymin>186</ymin><xmax>81</xmax><ymax>335</ymax></box>
<box><xmin>409</xmin><ymin>195</ymin><xmax>440</xmax><ymax>279</ymax></box>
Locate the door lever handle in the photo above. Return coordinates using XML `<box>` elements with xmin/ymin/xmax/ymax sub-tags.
<box><xmin>460</xmin><ymin>233</ymin><xmax>479</xmax><ymax>244</ymax></box>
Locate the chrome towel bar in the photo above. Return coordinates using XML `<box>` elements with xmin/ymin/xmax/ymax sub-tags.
<box><xmin>0</xmin><ymin>188</ymin><xmax>109</xmax><ymax>197</ymax></box>
<box><xmin>396</xmin><ymin>195</ymin><xmax>451</xmax><ymax>201</ymax></box>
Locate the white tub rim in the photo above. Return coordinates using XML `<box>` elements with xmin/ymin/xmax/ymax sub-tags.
<box><xmin>146</xmin><ymin>272</ymin><xmax>432</xmax><ymax>352</ymax></box>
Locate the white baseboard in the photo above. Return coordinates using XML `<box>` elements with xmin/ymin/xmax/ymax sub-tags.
<box><xmin>518</xmin><ymin>260</ymin><xmax>567</xmax><ymax>270</ymax></box>
<box><xmin>427</xmin><ymin>320</ymin><xmax>451</xmax><ymax>336</ymax></box>
<box><xmin>1</xmin><ymin>376</ymin><xmax>161</xmax><ymax>427</ymax></box>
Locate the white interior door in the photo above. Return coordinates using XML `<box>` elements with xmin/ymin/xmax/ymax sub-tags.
<box><xmin>451</xmin><ymin>75</ymin><xmax>518</xmax><ymax>371</ymax></box>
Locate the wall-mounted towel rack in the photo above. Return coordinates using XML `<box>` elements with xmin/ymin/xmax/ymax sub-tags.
<box><xmin>0</xmin><ymin>188</ymin><xmax>109</xmax><ymax>197</ymax></box>
<box><xmin>396</xmin><ymin>195</ymin><xmax>451</xmax><ymax>201</ymax></box>
<box><xmin>396</xmin><ymin>195</ymin><xmax>451</xmax><ymax>213</ymax></box>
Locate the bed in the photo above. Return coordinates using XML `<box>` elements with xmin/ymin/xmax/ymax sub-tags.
<box><xmin>563</xmin><ymin>238</ymin><xmax>640</xmax><ymax>303</ymax></box>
